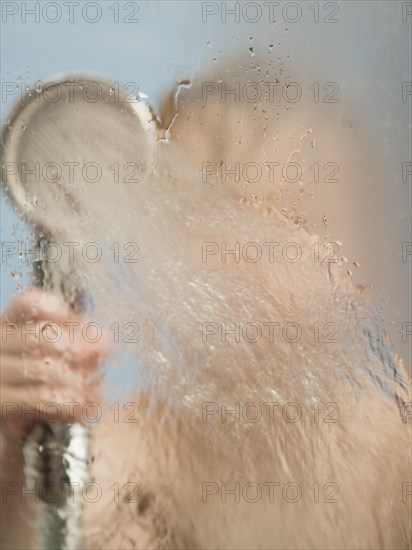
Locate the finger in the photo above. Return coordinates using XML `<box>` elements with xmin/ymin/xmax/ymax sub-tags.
<box><xmin>36</xmin><ymin>318</ymin><xmax>111</xmax><ymax>371</ymax></box>
<box><xmin>2</xmin><ymin>354</ymin><xmax>102</xmax><ymax>416</ymax></box>
<box><xmin>4</xmin><ymin>289</ymin><xmax>78</xmax><ymax>324</ymax></box>
<box><xmin>2</xmin><ymin>384</ymin><xmax>98</xmax><ymax>432</ymax></box>
<box><xmin>2</xmin><ymin>312</ymin><xmax>110</xmax><ymax>372</ymax></box>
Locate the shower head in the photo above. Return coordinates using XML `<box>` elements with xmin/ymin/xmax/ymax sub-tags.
<box><xmin>1</xmin><ymin>72</ymin><xmax>158</xmax><ymax>239</ymax></box>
